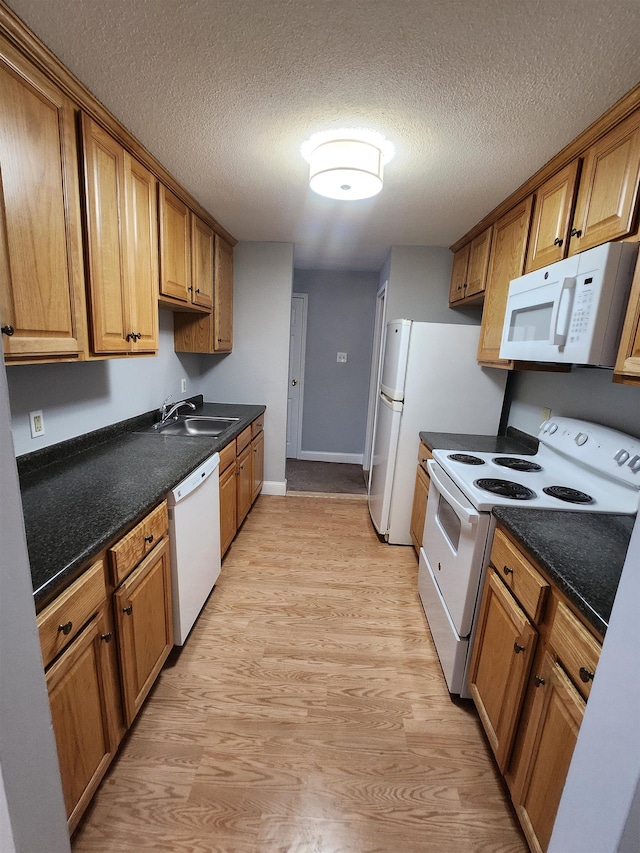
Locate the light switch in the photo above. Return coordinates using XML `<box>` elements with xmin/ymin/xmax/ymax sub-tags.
<box><xmin>337</xmin><ymin>352</ymin><xmax>347</xmax><ymax>363</ymax></box>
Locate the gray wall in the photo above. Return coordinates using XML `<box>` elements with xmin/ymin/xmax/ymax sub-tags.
<box><xmin>0</xmin><ymin>358</ymin><xmax>70</xmax><ymax>853</ymax></box>
<box><xmin>7</xmin><ymin>311</ymin><xmax>201</xmax><ymax>456</ymax></box>
<box><xmin>198</xmin><ymin>242</ymin><xmax>293</xmax><ymax>490</ymax></box>
<box><xmin>385</xmin><ymin>245</ymin><xmax>481</xmax><ymax>325</ymax></box>
<box><xmin>505</xmin><ymin>367</ymin><xmax>640</xmax><ymax>438</ymax></box>
<box><xmin>293</xmin><ymin>269</ymin><xmax>378</xmax><ymax>459</ymax></box>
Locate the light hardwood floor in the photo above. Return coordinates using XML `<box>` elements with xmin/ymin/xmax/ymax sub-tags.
<box><xmin>72</xmin><ymin>495</ymin><xmax>527</xmax><ymax>853</ymax></box>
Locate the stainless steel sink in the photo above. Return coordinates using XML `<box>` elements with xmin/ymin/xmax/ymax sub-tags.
<box><xmin>151</xmin><ymin>416</ymin><xmax>239</xmax><ymax>436</ymax></box>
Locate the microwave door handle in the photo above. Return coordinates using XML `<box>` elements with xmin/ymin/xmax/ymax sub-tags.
<box><xmin>550</xmin><ymin>276</ymin><xmax>577</xmax><ymax>347</ymax></box>
<box><xmin>427</xmin><ymin>460</ymin><xmax>476</xmax><ymax>525</ymax></box>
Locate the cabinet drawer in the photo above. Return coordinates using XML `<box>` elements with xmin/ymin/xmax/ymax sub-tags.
<box><xmin>549</xmin><ymin>599</ymin><xmax>601</xmax><ymax>700</ymax></box>
<box><xmin>219</xmin><ymin>439</ymin><xmax>237</xmax><ymax>473</ymax></box>
<box><xmin>251</xmin><ymin>414</ymin><xmax>264</xmax><ymax>437</ymax></box>
<box><xmin>38</xmin><ymin>560</ymin><xmax>107</xmax><ymax>668</ymax></box>
<box><xmin>236</xmin><ymin>424</ymin><xmax>252</xmax><ymax>453</ymax></box>
<box><xmin>417</xmin><ymin>441</ymin><xmax>432</xmax><ymax>474</ymax></box>
<box><xmin>109</xmin><ymin>501</ymin><xmax>168</xmax><ymax>586</ymax></box>
<box><xmin>490</xmin><ymin>529</ymin><xmax>549</xmax><ymax>624</ymax></box>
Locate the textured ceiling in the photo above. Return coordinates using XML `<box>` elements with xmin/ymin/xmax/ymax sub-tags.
<box><xmin>6</xmin><ymin>0</ymin><xmax>640</xmax><ymax>270</ymax></box>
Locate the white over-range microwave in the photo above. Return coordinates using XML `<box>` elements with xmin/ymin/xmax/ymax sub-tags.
<box><xmin>499</xmin><ymin>241</ymin><xmax>638</xmax><ymax>366</ymax></box>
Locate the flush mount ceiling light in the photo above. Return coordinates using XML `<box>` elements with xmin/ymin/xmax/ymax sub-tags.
<box><xmin>301</xmin><ymin>128</ymin><xmax>395</xmax><ymax>200</ymax></box>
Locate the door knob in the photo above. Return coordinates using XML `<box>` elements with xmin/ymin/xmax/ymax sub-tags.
<box><xmin>291</xmin><ymin>379</ymin><xmax>298</xmax><ymax>386</ymax></box>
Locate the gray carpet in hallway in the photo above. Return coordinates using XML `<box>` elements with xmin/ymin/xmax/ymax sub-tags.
<box><xmin>286</xmin><ymin>459</ymin><xmax>368</xmax><ymax>494</ymax></box>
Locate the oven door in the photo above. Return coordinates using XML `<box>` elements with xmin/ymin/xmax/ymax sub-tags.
<box><xmin>422</xmin><ymin>460</ymin><xmax>491</xmax><ymax>638</ymax></box>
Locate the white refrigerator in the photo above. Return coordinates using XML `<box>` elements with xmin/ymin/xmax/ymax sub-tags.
<box><xmin>368</xmin><ymin>320</ymin><xmax>507</xmax><ymax>544</ymax></box>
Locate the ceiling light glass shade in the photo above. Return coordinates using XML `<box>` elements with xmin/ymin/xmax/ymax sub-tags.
<box><xmin>301</xmin><ymin>130</ymin><xmax>394</xmax><ymax>200</ymax></box>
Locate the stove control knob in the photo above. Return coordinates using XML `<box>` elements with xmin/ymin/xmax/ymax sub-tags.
<box><xmin>614</xmin><ymin>449</ymin><xmax>630</xmax><ymax>466</ymax></box>
<box><xmin>548</xmin><ymin>422</ymin><xmax>558</xmax><ymax>434</ymax></box>
<box><xmin>575</xmin><ymin>432</ymin><xmax>588</xmax><ymax>446</ymax></box>
<box><xmin>628</xmin><ymin>455</ymin><xmax>640</xmax><ymax>474</ymax></box>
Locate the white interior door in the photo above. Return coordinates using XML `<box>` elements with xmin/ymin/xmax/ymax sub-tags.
<box><xmin>363</xmin><ymin>282</ymin><xmax>387</xmax><ymax>472</ymax></box>
<box><xmin>286</xmin><ymin>293</ymin><xmax>307</xmax><ymax>458</ymax></box>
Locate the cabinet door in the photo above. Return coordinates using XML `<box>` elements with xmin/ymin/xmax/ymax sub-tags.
<box><xmin>159</xmin><ymin>184</ymin><xmax>191</xmax><ymax>302</ymax></box>
<box><xmin>478</xmin><ymin>196</ymin><xmax>534</xmax><ymax>366</ymax></box>
<box><xmin>449</xmin><ymin>243</ymin><xmax>470</xmax><ymax>303</ymax></box>
<box><xmin>214</xmin><ymin>236</ymin><xmax>233</xmax><ymax>351</ymax></box>
<box><xmin>525</xmin><ymin>160</ymin><xmax>580</xmax><ymax>272</ymax></box>
<box><xmin>114</xmin><ymin>537</ymin><xmax>173</xmax><ymax>726</ymax></box>
<box><xmin>46</xmin><ymin>613</ymin><xmax>115</xmax><ymax>832</ymax></box>
<box><xmin>0</xmin><ymin>38</ymin><xmax>86</xmax><ymax>361</ymax></box>
<box><xmin>81</xmin><ymin>114</ymin><xmax>130</xmax><ymax>353</ymax></box>
<box><xmin>409</xmin><ymin>464</ymin><xmax>430</xmax><ymax>554</ymax></box>
<box><xmin>219</xmin><ymin>459</ymin><xmax>237</xmax><ymax>557</ymax></box>
<box><xmin>569</xmin><ymin>110</ymin><xmax>640</xmax><ymax>255</ymax></box>
<box><xmin>514</xmin><ymin>654</ymin><xmax>585</xmax><ymax>853</ymax></box>
<box><xmin>236</xmin><ymin>442</ymin><xmax>253</xmax><ymax>526</ymax></box>
<box><xmin>252</xmin><ymin>428</ymin><xmax>265</xmax><ymax>502</ymax></box>
<box><xmin>126</xmin><ymin>155</ymin><xmax>158</xmax><ymax>351</ymax></box>
<box><xmin>465</xmin><ymin>226</ymin><xmax>493</xmax><ymax>298</ymax></box>
<box><xmin>614</xmin><ymin>251</ymin><xmax>640</xmax><ymax>384</ymax></box>
<box><xmin>469</xmin><ymin>570</ymin><xmax>537</xmax><ymax>772</ymax></box>
<box><xmin>191</xmin><ymin>213</ymin><xmax>214</xmax><ymax>310</ymax></box>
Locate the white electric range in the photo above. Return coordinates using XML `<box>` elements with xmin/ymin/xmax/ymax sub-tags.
<box><xmin>418</xmin><ymin>417</ymin><xmax>640</xmax><ymax>698</ymax></box>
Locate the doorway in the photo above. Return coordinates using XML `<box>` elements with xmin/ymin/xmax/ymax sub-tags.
<box><xmin>286</xmin><ymin>293</ymin><xmax>307</xmax><ymax>459</ymax></box>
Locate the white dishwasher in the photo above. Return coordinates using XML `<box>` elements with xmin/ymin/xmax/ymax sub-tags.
<box><xmin>168</xmin><ymin>452</ymin><xmax>221</xmax><ymax>645</ymax></box>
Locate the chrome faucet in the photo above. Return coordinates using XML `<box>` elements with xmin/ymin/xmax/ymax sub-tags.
<box><xmin>158</xmin><ymin>397</ymin><xmax>196</xmax><ymax>426</ymax></box>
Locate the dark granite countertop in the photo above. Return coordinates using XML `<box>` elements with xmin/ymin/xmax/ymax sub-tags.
<box><xmin>419</xmin><ymin>427</ymin><xmax>537</xmax><ymax>455</ymax></box>
<box><xmin>18</xmin><ymin>400</ymin><xmax>265</xmax><ymax>612</ymax></box>
<box><xmin>492</xmin><ymin>507</ymin><xmax>634</xmax><ymax>636</ymax></box>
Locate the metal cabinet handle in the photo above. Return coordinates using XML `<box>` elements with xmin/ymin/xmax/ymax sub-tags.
<box><xmin>1</xmin><ymin>325</ymin><xmax>14</xmax><ymax>336</ymax></box>
<box><xmin>291</xmin><ymin>379</ymin><xmax>298</xmax><ymax>386</ymax></box>
<box><xmin>503</xmin><ymin>565</ymin><xmax>514</xmax><ymax>576</ymax></box>
<box><xmin>534</xmin><ymin>675</ymin><xmax>545</xmax><ymax>687</ymax></box>
<box><xmin>570</xmin><ymin>228</ymin><xmax>582</xmax><ymax>238</ymax></box>
<box><xmin>514</xmin><ymin>643</ymin><xmax>525</xmax><ymax>654</ymax></box>
<box><xmin>58</xmin><ymin>621</ymin><xmax>73</xmax><ymax>635</ymax></box>
<box><xmin>122</xmin><ymin>605</ymin><xmax>133</xmax><ymax>616</ymax></box>
<box><xmin>195</xmin><ymin>288</ymin><xmax>200</xmax><ymax>294</ymax></box>
<box><xmin>553</xmin><ymin>237</ymin><xmax>564</xmax><ymax>246</ymax></box>
<box><xmin>144</xmin><ymin>534</ymin><xmax>154</xmax><ymax>544</ymax></box>
<box><xmin>100</xmin><ymin>632</ymin><xmax>113</xmax><ymax>643</ymax></box>
<box><xmin>579</xmin><ymin>667</ymin><xmax>595</xmax><ymax>683</ymax></box>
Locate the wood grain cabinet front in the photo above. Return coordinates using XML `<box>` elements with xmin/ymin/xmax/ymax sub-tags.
<box><xmin>0</xmin><ymin>35</ymin><xmax>88</xmax><ymax>363</ymax></box>
<box><xmin>81</xmin><ymin>114</ymin><xmax>158</xmax><ymax>355</ymax></box>
<box><xmin>114</xmin><ymin>535</ymin><xmax>173</xmax><ymax>726</ymax></box>
<box><xmin>409</xmin><ymin>442</ymin><xmax>432</xmax><ymax>554</ymax></box>
<box><xmin>448</xmin><ymin>227</ymin><xmax>492</xmax><ymax>305</ymax></box>
<box><xmin>219</xmin><ymin>415</ymin><xmax>264</xmax><ymax>557</ymax></box>
<box><xmin>614</xmin><ymin>249</ymin><xmax>640</xmax><ymax>385</ymax></box>
<box><xmin>469</xmin><ymin>524</ymin><xmax>603</xmax><ymax>853</ymax></box>
<box><xmin>477</xmin><ymin>197</ymin><xmax>534</xmax><ymax>367</ymax></box>
<box><xmin>525</xmin><ymin>160</ymin><xmax>581</xmax><ymax>272</ymax></box>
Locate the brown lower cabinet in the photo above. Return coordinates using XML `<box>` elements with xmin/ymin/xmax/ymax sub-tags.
<box><xmin>37</xmin><ymin>501</ymin><xmax>174</xmax><ymax>833</ymax></box>
<box><xmin>409</xmin><ymin>441</ymin><xmax>432</xmax><ymax>554</ymax></box>
<box><xmin>219</xmin><ymin>413</ymin><xmax>265</xmax><ymax>557</ymax></box>
<box><xmin>469</xmin><ymin>526</ymin><xmax>602</xmax><ymax>853</ymax></box>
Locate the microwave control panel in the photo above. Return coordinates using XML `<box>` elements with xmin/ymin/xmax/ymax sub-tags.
<box><xmin>568</xmin><ymin>277</ymin><xmax>594</xmax><ymax>344</ymax></box>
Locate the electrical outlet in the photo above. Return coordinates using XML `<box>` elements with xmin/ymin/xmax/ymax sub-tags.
<box><xmin>337</xmin><ymin>352</ymin><xmax>347</xmax><ymax>363</ymax></box>
<box><xmin>29</xmin><ymin>410</ymin><xmax>45</xmax><ymax>439</ymax></box>
<box><xmin>542</xmin><ymin>406</ymin><xmax>552</xmax><ymax>423</ymax></box>
<box><xmin>181</xmin><ymin>378</ymin><xmax>187</xmax><ymax>393</ymax></box>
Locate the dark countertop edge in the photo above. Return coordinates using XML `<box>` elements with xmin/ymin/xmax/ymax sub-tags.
<box><xmin>22</xmin><ymin>400</ymin><xmax>266</xmax><ymax>611</ymax></box>
<box><xmin>419</xmin><ymin>426</ymin><xmax>538</xmax><ymax>455</ymax></box>
<box><xmin>492</xmin><ymin>508</ymin><xmax>634</xmax><ymax>637</ymax></box>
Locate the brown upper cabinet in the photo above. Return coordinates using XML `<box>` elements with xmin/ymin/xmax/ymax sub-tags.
<box><xmin>81</xmin><ymin>115</ymin><xmax>158</xmax><ymax>355</ymax></box>
<box><xmin>525</xmin><ymin>160</ymin><xmax>581</xmax><ymax>272</ymax></box>
<box><xmin>173</xmin><ymin>234</ymin><xmax>234</xmax><ymax>354</ymax></box>
<box><xmin>0</xmin><ymin>36</ymin><xmax>87</xmax><ymax>363</ymax></box>
<box><xmin>477</xmin><ymin>197</ymin><xmax>534</xmax><ymax>367</ymax></box>
<box><xmin>159</xmin><ymin>184</ymin><xmax>192</xmax><ymax>305</ymax></box>
<box><xmin>449</xmin><ymin>226</ymin><xmax>493</xmax><ymax>304</ymax></box>
<box><xmin>614</xmin><ymin>250</ymin><xmax>640</xmax><ymax>384</ymax></box>
<box><xmin>568</xmin><ymin>109</ymin><xmax>640</xmax><ymax>255</ymax></box>
<box><xmin>190</xmin><ymin>213</ymin><xmax>214</xmax><ymax>310</ymax></box>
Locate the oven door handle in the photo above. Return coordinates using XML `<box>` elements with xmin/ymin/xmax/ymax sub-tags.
<box><xmin>427</xmin><ymin>460</ymin><xmax>477</xmax><ymax>525</ymax></box>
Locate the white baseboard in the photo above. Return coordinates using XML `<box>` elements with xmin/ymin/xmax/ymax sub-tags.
<box><xmin>297</xmin><ymin>451</ymin><xmax>364</xmax><ymax>465</ymax></box>
<box><xmin>261</xmin><ymin>480</ymin><xmax>287</xmax><ymax>496</ymax></box>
